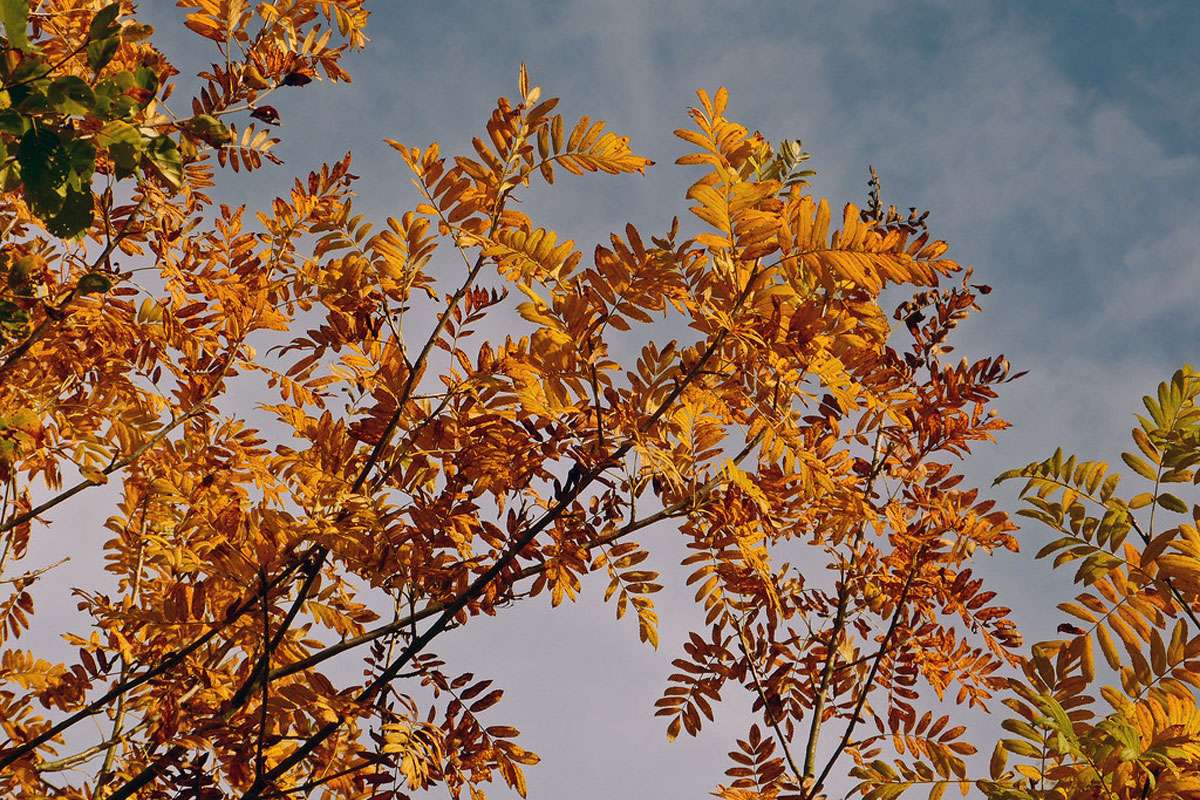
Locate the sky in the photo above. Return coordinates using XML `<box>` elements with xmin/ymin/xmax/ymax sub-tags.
<box><xmin>22</xmin><ymin>1</ymin><xmax>1200</xmax><ymax>798</ymax></box>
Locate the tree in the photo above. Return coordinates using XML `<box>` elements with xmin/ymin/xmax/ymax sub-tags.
<box><xmin>0</xmin><ymin>3</ymin><xmax>1028</xmax><ymax>799</ymax></box>
<box><xmin>977</xmin><ymin>367</ymin><xmax>1200</xmax><ymax>800</ymax></box>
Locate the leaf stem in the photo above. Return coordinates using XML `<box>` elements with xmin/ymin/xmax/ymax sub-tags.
<box><xmin>809</xmin><ymin>543</ymin><xmax>926</xmax><ymax>798</ymax></box>
<box><xmin>735</xmin><ymin>616</ymin><xmax>805</xmax><ymax>786</ymax></box>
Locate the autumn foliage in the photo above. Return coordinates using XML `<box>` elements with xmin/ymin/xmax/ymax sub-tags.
<box><xmin>983</xmin><ymin>369</ymin><xmax>1200</xmax><ymax>800</ymax></box>
<box><xmin>3</xmin><ymin>3</ymin><xmax>1189</xmax><ymax>800</ymax></box>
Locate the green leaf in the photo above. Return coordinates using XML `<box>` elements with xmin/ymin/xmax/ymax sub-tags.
<box><xmin>0</xmin><ymin>151</ymin><xmax>17</xmax><ymax>191</ymax></box>
<box><xmin>1037</xmin><ymin>695</ymin><xmax>1080</xmax><ymax>753</ymax></box>
<box><xmin>108</xmin><ymin>70</ymin><xmax>136</xmax><ymax>91</ymax></box>
<box><xmin>999</xmin><ymin>738</ymin><xmax>1039</xmax><ymax>758</ymax></box>
<box><xmin>63</xmin><ymin>137</ymin><xmax>95</xmax><ymax>189</ymax></box>
<box><xmin>133</xmin><ymin>66</ymin><xmax>158</xmax><ymax>96</ymax></box>
<box><xmin>1</xmin><ymin>0</ymin><xmax>28</xmax><ymax>51</ymax></box>
<box><xmin>96</xmin><ymin>120</ymin><xmax>143</xmax><ymax>179</ymax></box>
<box><xmin>180</xmin><ymin>114</ymin><xmax>232</xmax><ymax>147</ymax></box>
<box><xmin>2</xmin><ymin>55</ymin><xmax>48</xmax><ymax>102</ymax></box>
<box><xmin>76</xmin><ymin>272</ymin><xmax>112</xmax><ymax>295</ymax></box>
<box><xmin>93</xmin><ymin>76</ymin><xmax>135</xmax><ymax>119</ymax></box>
<box><xmin>95</xmin><ymin>119</ymin><xmax>139</xmax><ymax>147</ymax></box>
<box><xmin>11</xmin><ymin>86</ymin><xmax>49</xmax><ymax>114</ymax></box>
<box><xmin>45</xmin><ymin>184</ymin><xmax>93</xmax><ymax>238</ymax></box>
<box><xmin>47</xmin><ymin>76</ymin><xmax>95</xmax><ymax>116</ymax></box>
<box><xmin>1156</xmin><ymin>493</ymin><xmax>1188</xmax><ymax>514</ymax></box>
<box><xmin>146</xmin><ymin>135</ymin><xmax>182</xmax><ymax>188</ymax></box>
<box><xmin>0</xmin><ymin>298</ymin><xmax>28</xmax><ymax>326</ymax></box>
<box><xmin>88</xmin><ymin>3</ymin><xmax>121</xmax><ymax>41</ymax></box>
<box><xmin>0</xmin><ymin>107</ymin><xmax>24</xmax><ymax>135</ymax></box>
<box><xmin>6</xmin><ymin>254</ymin><xmax>34</xmax><ymax>292</ymax></box>
<box><xmin>86</xmin><ymin>36</ymin><xmax>120</xmax><ymax>73</ymax></box>
<box><xmin>1001</xmin><ymin>719</ymin><xmax>1042</xmax><ymax>741</ymax></box>
<box><xmin>18</xmin><ymin>128</ymin><xmax>69</xmax><ymax>217</ymax></box>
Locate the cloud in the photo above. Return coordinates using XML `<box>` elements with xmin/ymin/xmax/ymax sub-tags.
<box><xmin>1106</xmin><ymin>221</ymin><xmax>1200</xmax><ymax>326</ymax></box>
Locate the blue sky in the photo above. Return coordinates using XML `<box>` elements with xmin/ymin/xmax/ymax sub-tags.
<box><xmin>30</xmin><ymin>2</ymin><xmax>1200</xmax><ymax>797</ymax></box>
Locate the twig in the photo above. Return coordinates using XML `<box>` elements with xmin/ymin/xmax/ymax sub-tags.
<box><xmin>269</xmin><ymin>418</ymin><xmax>764</xmax><ymax>685</ymax></box>
<box><xmin>240</xmin><ymin>260</ymin><xmax>768</xmax><ymax>799</ymax></box>
<box><xmin>802</xmin><ymin>429</ymin><xmax>888</xmax><ymax>779</ymax></box>
<box><xmin>0</xmin><ymin>553</ymin><xmax>309</xmax><ymax>770</ymax></box>
<box><xmin>0</xmin><ymin>556</ymin><xmax>67</xmax><ymax>585</ymax></box>
<box><xmin>95</xmin><ymin>527</ymin><xmax>148</xmax><ymax>791</ymax></box>
<box><xmin>103</xmin><ymin>554</ymin><xmax>325</xmax><ymax>800</ymax></box>
<box><xmin>735</xmin><ymin>616</ymin><xmax>804</xmax><ymax>785</ymax></box>
<box><xmin>268</xmin><ymin>758</ymin><xmax>376</xmax><ymax>797</ymax></box>
<box><xmin>39</xmin><ymin>718</ymin><xmax>152</xmax><ymax>773</ymax></box>
<box><xmin>255</xmin><ymin>568</ymin><xmax>271</xmax><ymax>782</ymax></box>
<box><xmin>809</xmin><ymin>544</ymin><xmax>927</xmax><ymax>798</ymax></box>
<box><xmin>0</xmin><ymin>374</ymin><xmax>221</xmax><ymax>536</ymax></box>
<box><xmin>1</xmin><ymin>38</ymin><xmax>89</xmax><ymax>92</ymax></box>
<box><xmin>102</xmin><ymin>104</ymin><xmax>527</xmax><ymax>800</ymax></box>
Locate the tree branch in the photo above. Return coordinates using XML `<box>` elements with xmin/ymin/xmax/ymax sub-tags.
<box><xmin>0</xmin><ymin>551</ymin><xmax>310</xmax><ymax>770</ymax></box>
<box><xmin>239</xmin><ymin>262</ymin><xmax>767</xmax><ymax>798</ymax></box>
<box><xmin>802</xmin><ymin>429</ymin><xmax>888</xmax><ymax>779</ymax></box>
<box><xmin>809</xmin><ymin>543</ymin><xmax>927</xmax><ymax>799</ymax></box>
<box><xmin>100</xmin><ymin>113</ymin><xmax>527</xmax><ymax>800</ymax></box>
<box><xmin>735</xmin><ymin>616</ymin><xmax>804</xmax><ymax>786</ymax></box>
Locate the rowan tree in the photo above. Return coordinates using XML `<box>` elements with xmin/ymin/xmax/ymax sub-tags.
<box><xmin>977</xmin><ymin>367</ymin><xmax>1200</xmax><ymax>800</ymax></box>
<box><xmin>0</xmin><ymin>3</ymin><xmax>1038</xmax><ymax>799</ymax></box>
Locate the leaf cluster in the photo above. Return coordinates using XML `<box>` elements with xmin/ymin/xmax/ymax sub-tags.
<box><xmin>0</xmin><ymin>7</ymin><xmax>1029</xmax><ymax>800</ymax></box>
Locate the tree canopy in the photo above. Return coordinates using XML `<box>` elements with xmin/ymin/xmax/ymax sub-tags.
<box><xmin>1</xmin><ymin>4</ymin><xmax>1197</xmax><ymax>800</ymax></box>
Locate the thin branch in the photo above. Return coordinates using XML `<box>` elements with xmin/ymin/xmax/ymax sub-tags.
<box><xmin>268</xmin><ymin>758</ymin><xmax>376</xmax><ymax>797</ymax></box>
<box><xmin>809</xmin><ymin>544</ymin><xmax>927</xmax><ymax>798</ymax></box>
<box><xmin>802</xmin><ymin>559</ymin><xmax>849</xmax><ymax>779</ymax></box>
<box><xmin>240</xmin><ymin>262</ymin><xmax>768</xmax><ymax>799</ymax></box>
<box><xmin>37</xmin><ymin>720</ymin><xmax>150</xmax><ymax>773</ymax></box>
<box><xmin>103</xmin><ymin>552</ymin><xmax>325</xmax><ymax>800</ymax></box>
<box><xmin>0</xmin><ymin>374</ymin><xmax>220</xmax><ymax>536</ymax></box>
<box><xmin>95</xmin><ymin>527</ymin><xmax>148</xmax><ymax>788</ymax></box>
<box><xmin>0</xmin><ymin>38</ymin><xmax>89</xmax><ymax>92</ymax></box>
<box><xmin>102</xmin><ymin>107</ymin><xmax>527</xmax><ymax>800</ymax></box>
<box><xmin>255</xmin><ymin>568</ymin><xmax>271</xmax><ymax>782</ymax></box>
<box><xmin>0</xmin><ymin>552</ymin><xmax>309</xmax><ymax>770</ymax></box>
<box><xmin>103</xmin><ymin>747</ymin><xmax>179</xmax><ymax>800</ymax></box>
<box><xmin>269</xmin><ymin>416</ymin><xmax>764</xmax><ymax>685</ymax></box>
<box><xmin>802</xmin><ymin>429</ymin><xmax>888</xmax><ymax>779</ymax></box>
<box><xmin>735</xmin><ymin>616</ymin><xmax>804</xmax><ymax>786</ymax></box>
<box><xmin>1020</xmin><ymin>471</ymin><xmax>1200</xmax><ymax>632</ymax></box>
<box><xmin>0</xmin><ymin>556</ymin><xmax>67</xmax><ymax>585</ymax></box>
<box><xmin>229</xmin><ymin>556</ymin><xmax>322</xmax><ymax>712</ymax></box>
<box><xmin>589</xmin><ymin>361</ymin><xmax>605</xmax><ymax>454</ymax></box>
